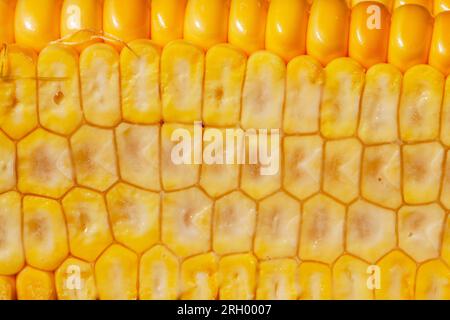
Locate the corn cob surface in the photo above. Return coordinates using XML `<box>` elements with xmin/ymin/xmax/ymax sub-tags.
<box><xmin>0</xmin><ymin>0</ymin><xmax>450</xmax><ymax>300</ymax></box>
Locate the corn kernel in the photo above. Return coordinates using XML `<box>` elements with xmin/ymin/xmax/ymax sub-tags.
<box><xmin>430</xmin><ymin>12</ymin><xmax>450</xmax><ymax>75</ymax></box>
<box><xmin>219</xmin><ymin>254</ymin><xmax>257</xmax><ymax>300</ymax></box>
<box><xmin>265</xmin><ymin>0</ymin><xmax>308</xmax><ymax>61</ymax></box>
<box><xmin>0</xmin><ymin>132</ymin><xmax>15</xmax><ymax>193</ymax></box>
<box><xmin>300</xmin><ymin>194</ymin><xmax>345</xmax><ymax>263</ymax></box>
<box><xmin>70</xmin><ymin>125</ymin><xmax>118</xmax><ymax>191</ymax></box>
<box><xmin>62</xmin><ymin>187</ymin><xmax>113</xmax><ymax>262</ymax></box>
<box><xmin>23</xmin><ymin>196</ymin><xmax>69</xmax><ymax>271</ymax></box>
<box><xmin>358</xmin><ymin>63</ymin><xmax>401</xmax><ymax>144</ymax></box>
<box><xmin>415</xmin><ymin>260</ymin><xmax>450</xmax><ymax>300</ymax></box>
<box><xmin>0</xmin><ymin>192</ymin><xmax>24</xmax><ymax>275</ymax></box>
<box><xmin>55</xmin><ymin>257</ymin><xmax>97</xmax><ymax>300</ymax></box>
<box><xmin>362</xmin><ymin>144</ymin><xmax>402</xmax><ymax>209</ymax></box>
<box><xmin>106</xmin><ymin>183</ymin><xmax>160</xmax><ymax>254</ymax></box>
<box><xmin>203</xmin><ymin>44</ymin><xmax>246</xmax><ymax>127</ymax></box>
<box><xmin>320</xmin><ymin>58</ymin><xmax>365</xmax><ymax>139</ymax></box>
<box><xmin>254</xmin><ymin>192</ymin><xmax>300</xmax><ymax>259</ymax></box>
<box><xmin>0</xmin><ymin>0</ymin><xmax>16</xmax><ymax>44</ymax></box>
<box><xmin>120</xmin><ymin>40</ymin><xmax>161</xmax><ymax>124</ymax></box>
<box><xmin>162</xmin><ymin>188</ymin><xmax>212</xmax><ymax>257</ymax></box>
<box><xmin>283</xmin><ymin>135</ymin><xmax>323</xmax><ymax>200</ymax></box>
<box><xmin>79</xmin><ymin>43</ymin><xmax>121</xmax><ymax>127</ymax></box>
<box><xmin>150</xmin><ymin>0</ymin><xmax>187</xmax><ymax>47</ymax></box>
<box><xmin>376</xmin><ymin>250</ymin><xmax>416</xmax><ymax>300</ymax></box>
<box><xmin>181</xmin><ymin>253</ymin><xmax>218</xmax><ymax>300</ymax></box>
<box><xmin>333</xmin><ymin>255</ymin><xmax>373</xmax><ymax>300</ymax></box>
<box><xmin>213</xmin><ymin>191</ymin><xmax>256</xmax><ymax>255</ymax></box>
<box><xmin>116</xmin><ymin>123</ymin><xmax>160</xmax><ymax>191</ymax></box>
<box><xmin>95</xmin><ymin>244</ymin><xmax>138</xmax><ymax>300</ymax></box>
<box><xmin>323</xmin><ymin>138</ymin><xmax>362</xmax><ymax>203</ymax></box>
<box><xmin>256</xmin><ymin>259</ymin><xmax>298</xmax><ymax>300</ymax></box>
<box><xmin>0</xmin><ymin>276</ymin><xmax>15</xmax><ymax>300</ymax></box>
<box><xmin>228</xmin><ymin>0</ymin><xmax>268</xmax><ymax>54</ymax></box>
<box><xmin>16</xmin><ymin>266</ymin><xmax>56</xmax><ymax>300</ymax></box>
<box><xmin>184</xmin><ymin>0</ymin><xmax>229</xmax><ymax>50</ymax></box>
<box><xmin>17</xmin><ymin>128</ymin><xmax>74</xmax><ymax>198</ymax></box>
<box><xmin>298</xmin><ymin>262</ymin><xmax>332</xmax><ymax>300</ymax></box>
<box><xmin>139</xmin><ymin>245</ymin><xmax>179</xmax><ymax>300</ymax></box>
<box><xmin>37</xmin><ymin>44</ymin><xmax>83</xmax><ymax>135</ymax></box>
<box><xmin>307</xmin><ymin>0</ymin><xmax>350</xmax><ymax>65</ymax></box>
<box><xmin>398</xmin><ymin>204</ymin><xmax>445</xmax><ymax>262</ymax></box>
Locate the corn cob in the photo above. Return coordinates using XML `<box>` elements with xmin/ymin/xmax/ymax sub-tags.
<box><xmin>0</xmin><ymin>0</ymin><xmax>449</xmax><ymax>301</ymax></box>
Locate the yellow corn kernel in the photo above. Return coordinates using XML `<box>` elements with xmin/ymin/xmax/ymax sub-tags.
<box><xmin>16</xmin><ymin>266</ymin><xmax>56</xmax><ymax>300</ymax></box>
<box><xmin>203</xmin><ymin>44</ymin><xmax>246</xmax><ymax>127</ymax></box>
<box><xmin>150</xmin><ymin>0</ymin><xmax>187</xmax><ymax>47</ymax></box>
<box><xmin>346</xmin><ymin>200</ymin><xmax>396</xmax><ymax>262</ymax></box>
<box><xmin>240</xmin><ymin>136</ymin><xmax>281</xmax><ymax>200</ymax></box>
<box><xmin>0</xmin><ymin>0</ymin><xmax>16</xmax><ymax>44</ymax></box>
<box><xmin>0</xmin><ymin>276</ymin><xmax>15</xmax><ymax>300</ymax></box>
<box><xmin>399</xmin><ymin>65</ymin><xmax>444</xmax><ymax>142</ymax></box>
<box><xmin>139</xmin><ymin>245</ymin><xmax>179</xmax><ymax>300</ymax></box>
<box><xmin>116</xmin><ymin>123</ymin><xmax>160</xmax><ymax>191</ymax></box>
<box><xmin>403</xmin><ymin>142</ymin><xmax>444</xmax><ymax>204</ymax></box>
<box><xmin>430</xmin><ymin>12</ymin><xmax>450</xmax><ymax>75</ymax></box>
<box><xmin>55</xmin><ymin>257</ymin><xmax>97</xmax><ymax>300</ymax></box>
<box><xmin>71</xmin><ymin>125</ymin><xmax>118</xmax><ymax>191</ymax></box>
<box><xmin>95</xmin><ymin>244</ymin><xmax>138</xmax><ymax>300</ymax></box>
<box><xmin>23</xmin><ymin>196</ymin><xmax>69</xmax><ymax>271</ymax></box>
<box><xmin>265</xmin><ymin>0</ymin><xmax>308</xmax><ymax>61</ymax></box>
<box><xmin>161</xmin><ymin>123</ymin><xmax>200</xmax><ymax>191</ymax></box>
<box><xmin>415</xmin><ymin>260</ymin><xmax>450</xmax><ymax>300</ymax></box>
<box><xmin>254</xmin><ymin>192</ymin><xmax>300</xmax><ymax>259</ymax></box>
<box><xmin>0</xmin><ymin>132</ymin><xmax>15</xmax><ymax>193</ymax></box>
<box><xmin>162</xmin><ymin>188</ymin><xmax>212</xmax><ymax>257</ymax></box>
<box><xmin>256</xmin><ymin>259</ymin><xmax>298</xmax><ymax>300</ymax></box>
<box><xmin>213</xmin><ymin>191</ymin><xmax>256</xmax><ymax>255</ymax></box>
<box><xmin>0</xmin><ymin>45</ymin><xmax>38</xmax><ymax>140</ymax></box>
<box><xmin>62</xmin><ymin>187</ymin><xmax>113</xmax><ymax>262</ymax></box>
<box><xmin>103</xmin><ymin>0</ymin><xmax>150</xmax><ymax>47</ymax></box>
<box><xmin>362</xmin><ymin>144</ymin><xmax>402</xmax><ymax>209</ymax></box>
<box><xmin>283</xmin><ymin>135</ymin><xmax>323</xmax><ymax>200</ymax></box>
<box><xmin>307</xmin><ymin>0</ymin><xmax>350</xmax><ymax>65</ymax></box>
<box><xmin>0</xmin><ymin>192</ymin><xmax>23</xmax><ymax>275</ymax></box>
<box><xmin>242</xmin><ymin>51</ymin><xmax>285</xmax><ymax>129</ymax></box>
<box><xmin>442</xmin><ymin>216</ymin><xmax>450</xmax><ymax>266</ymax></box>
<box><xmin>323</xmin><ymin>138</ymin><xmax>362</xmax><ymax>203</ymax></box>
<box><xmin>200</xmin><ymin>129</ymin><xmax>239</xmax><ymax>197</ymax></box>
<box><xmin>38</xmin><ymin>44</ymin><xmax>82</xmax><ymax>135</ymax></box>
<box><xmin>184</xmin><ymin>0</ymin><xmax>229</xmax><ymax>49</ymax></box>
<box><xmin>106</xmin><ymin>183</ymin><xmax>160</xmax><ymax>254</ymax></box>
<box><xmin>358</xmin><ymin>63</ymin><xmax>402</xmax><ymax>144</ymax></box>
<box><xmin>441</xmin><ymin>77</ymin><xmax>450</xmax><ymax>146</ymax></box>
<box><xmin>14</xmin><ymin>0</ymin><xmax>62</xmax><ymax>52</ymax></box>
<box><xmin>284</xmin><ymin>56</ymin><xmax>323</xmax><ymax>135</ymax></box>
<box><xmin>398</xmin><ymin>204</ymin><xmax>445</xmax><ymax>262</ymax></box>
<box><xmin>79</xmin><ymin>43</ymin><xmax>121</xmax><ymax>127</ymax></box>
<box><xmin>351</xmin><ymin>0</ymin><xmax>393</xmax><ymax>10</ymax></box>
<box><xmin>60</xmin><ymin>0</ymin><xmax>103</xmax><ymax>51</ymax></box>
<box><xmin>393</xmin><ymin>0</ymin><xmax>432</xmax><ymax>11</ymax></box>
<box><xmin>320</xmin><ymin>58</ymin><xmax>365</xmax><ymax>139</ymax></box>
<box><xmin>441</xmin><ymin>154</ymin><xmax>450</xmax><ymax>209</ymax></box>
<box><xmin>349</xmin><ymin>2</ymin><xmax>390</xmax><ymax>68</ymax></box>
<box><xmin>17</xmin><ymin>129</ymin><xmax>74</xmax><ymax>198</ymax></box>
<box><xmin>219</xmin><ymin>254</ymin><xmax>257</xmax><ymax>300</ymax></box>
<box><xmin>181</xmin><ymin>253</ymin><xmax>218</xmax><ymax>300</ymax></box>
<box><xmin>120</xmin><ymin>40</ymin><xmax>161</xmax><ymax>124</ymax></box>
<box><xmin>388</xmin><ymin>4</ymin><xmax>433</xmax><ymax>72</ymax></box>
<box><xmin>298</xmin><ymin>262</ymin><xmax>332</xmax><ymax>300</ymax></box>
<box><xmin>299</xmin><ymin>194</ymin><xmax>345</xmax><ymax>263</ymax></box>
<box><xmin>161</xmin><ymin>40</ymin><xmax>204</xmax><ymax>123</ymax></box>
<box><xmin>333</xmin><ymin>255</ymin><xmax>373</xmax><ymax>300</ymax></box>
<box><xmin>228</xmin><ymin>0</ymin><xmax>268</xmax><ymax>54</ymax></box>
<box><xmin>376</xmin><ymin>250</ymin><xmax>416</xmax><ymax>300</ymax></box>
<box><xmin>434</xmin><ymin>0</ymin><xmax>450</xmax><ymax>15</ymax></box>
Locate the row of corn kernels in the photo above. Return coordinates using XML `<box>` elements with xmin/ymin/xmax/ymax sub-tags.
<box><xmin>3</xmin><ymin>0</ymin><xmax>450</xmax><ymax>72</ymax></box>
